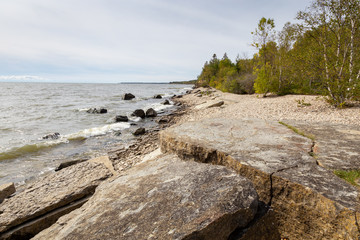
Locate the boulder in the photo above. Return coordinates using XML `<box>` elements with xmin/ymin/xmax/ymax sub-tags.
<box><xmin>194</xmin><ymin>100</ymin><xmax>224</xmax><ymax>110</ymax></box>
<box><xmin>133</xmin><ymin>127</ymin><xmax>145</xmax><ymax>136</ymax></box>
<box><xmin>86</xmin><ymin>108</ymin><xmax>107</xmax><ymax>114</ymax></box>
<box><xmin>0</xmin><ymin>162</ymin><xmax>112</xmax><ymax>239</ymax></box>
<box><xmin>160</xmin><ymin>118</ymin><xmax>360</xmax><ymax>239</ymax></box>
<box><xmin>0</xmin><ymin>183</ymin><xmax>15</xmax><ymax>203</ymax></box>
<box><xmin>145</xmin><ymin>108</ymin><xmax>157</xmax><ymax>117</ymax></box>
<box><xmin>55</xmin><ymin>159</ymin><xmax>87</xmax><ymax>171</ymax></box>
<box><xmin>131</xmin><ymin>109</ymin><xmax>145</xmax><ymax>119</ymax></box>
<box><xmin>33</xmin><ymin>154</ymin><xmax>258</xmax><ymax>240</ymax></box>
<box><xmin>162</xmin><ymin>99</ymin><xmax>170</xmax><ymax>105</ymax></box>
<box><xmin>42</xmin><ymin>132</ymin><xmax>60</xmax><ymax>140</ymax></box>
<box><xmin>115</xmin><ymin>115</ymin><xmax>129</xmax><ymax>122</ymax></box>
<box><xmin>123</xmin><ymin>93</ymin><xmax>135</xmax><ymax>100</ymax></box>
<box><xmin>154</xmin><ymin>94</ymin><xmax>162</xmax><ymax>99</ymax></box>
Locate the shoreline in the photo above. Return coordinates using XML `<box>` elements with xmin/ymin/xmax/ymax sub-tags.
<box><xmin>1</xmin><ymin>88</ymin><xmax>360</xmax><ymax>239</ymax></box>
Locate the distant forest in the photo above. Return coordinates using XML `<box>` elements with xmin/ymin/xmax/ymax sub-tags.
<box><xmin>196</xmin><ymin>0</ymin><xmax>360</xmax><ymax>107</ymax></box>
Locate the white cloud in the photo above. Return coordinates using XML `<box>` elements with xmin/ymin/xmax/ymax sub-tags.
<box><xmin>0</xmin><ymin>0</ymin><xmax>313</xmax><ymax>82</ymax></box>
<box><xmin>0</xmin><ymin>75</ymin><xmax>46</xmax><ymax>81</ymax></box>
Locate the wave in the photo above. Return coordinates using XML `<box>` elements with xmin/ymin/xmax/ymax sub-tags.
<box><xmin>0</xmin><ymin>122</ymin><xmax>131</xmax><ymax>161</ymax></box>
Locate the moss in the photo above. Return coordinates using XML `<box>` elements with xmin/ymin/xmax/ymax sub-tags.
<box><xmin>278</xmin><ymin>122</ymin><xmax>315</xmax><ymax>141</ymax></box>
<box><xmin>334</xmin><ymin>169</ymin><xmax>360</xmax><ymax>186</ymax></box>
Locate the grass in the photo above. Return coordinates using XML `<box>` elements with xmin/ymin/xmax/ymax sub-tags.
<box><xmin>334</xmin><ymin>169</ymin><xmax>360</xmax><ymax>186</ymax></box>
<box><xmin>278</xmin><ymin>122</ymin><xmax>315</xmax><ymax>141</ymax></box>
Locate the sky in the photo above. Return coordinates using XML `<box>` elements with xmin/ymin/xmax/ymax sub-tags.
<box><xmin>0</xmin><ymin>0</ymin><xmax>313</xmax><ymax>83</ymax></box>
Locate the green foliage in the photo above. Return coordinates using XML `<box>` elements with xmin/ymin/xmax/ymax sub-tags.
<box><xmin>334</xmin><ymin>169</ymin><xmax>360</xmax><ymax>186</ymax></box>
<box><xmin>195</xmin><ymin>1</ymin><xmax>360</xmax><ymax>107</ymax></box>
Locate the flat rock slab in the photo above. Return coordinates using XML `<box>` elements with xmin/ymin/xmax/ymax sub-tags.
<box><xmin>0</xmin><ymin>161</ymin><xmax>112</xmax><ymax>236</ymax></box>
<box><xmin>286</xmin><ymin>121</ymin><xmax>360</xmax><ymax>170</ymax></box>
<box><xmin>160</xmin><ymin>118</ymin><xmax>360</xmax><ymax>239</ymax></box>
<box><xmin>34</xmin><ymin>154</ymin><xmax>258</xmax><ymax>240</ymax></box>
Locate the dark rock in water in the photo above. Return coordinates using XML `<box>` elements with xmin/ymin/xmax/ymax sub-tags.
<box><xmin>175</xmin><ymin>95</ymin><xmax>183</xmax><ymax>98</ymax></box>
<box><xmin>42</xmin><ymin>133</ymin><xmax>60</xmax><ymax>140</ymax></box>
<box><xmin>145</xmin><ymin>108</ymin><xmax>157</xmax><ymax>117</ymax></box>
<box><xmin>130</xmin><ymin>123</ymin><xmax>137</xmax><ymax>126</ymax></box>
<box><xmin>55</xmin><ymin>159</ymin><xmax>88</xmax><ymax>171</ymax></box>
<box><xmin>161</xmin><ymin>100</ymin><xmax>170</xmax><ymax>105</ymax></box>
<box><xmin>115</xmin><ymin>115</ymin><xmax>128</xmax><ymax>122</ymax></box>
<box><xmin>157</xmin><ymin>117</ymin><xmax>169</xmax><ymax>123</ymax></box>
<box><xmin>0</xmin><ymin>183</ymin><xmax>15</xmax><ymax>203</ymax></box>
<box><xmin>114</xmin><ymin>131</ymin><xmax>122</xmax><ymax>137</ymax></box>
<box><xmin>131</xmin><ymin>109</ymin><xmax>145</xmax><ymax>119</ymax></box>
<box><xmin>86</xmin><ymin>108</ymin><xmax>107</xmax><ymax>114</ymax></box>
<box><xmin>186</xmin><ymin>90</ymin><xmax>191</xmax><ymax>94</ymax></box>
<box><xmin>154</xmin><ymin>94</ymin><xmax>162</xmax><ymax>99</ymax></box>
<box><xmin>133</xmin><ymin>128</ymin><xmax>145</xmax><ymax>136</ymax></box>
<box><xmin>123</xmin><ymin>93</ymin><xmax>135</xmax><ymax>100</ymax></box>
<box><xmin>32</xmin><ymin>154</ymin><xmax>258</xmax><ymax>240</ymax></box>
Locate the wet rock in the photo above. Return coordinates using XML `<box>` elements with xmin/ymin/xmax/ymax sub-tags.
<box><xmin>162</xmin><ymin>99</ymin><xmax>170</xmax><ymax>105</ymax></box>
<box><xmin>157</xmin><ymin>117</ymin><xmax>169</xmax><ymax>123</ymax></box>
<box><xmin>114</xmin><ymin>131</ymin><xmax>122</xmax><ymax>136</ymax></box>
<box><xmin>0</xmin><ymin>183</ymin><xmax>15</xmax><ymax>203</ymax></box>
<box><xmin>42</xmin><ymin>132</ymin><xmax>60</xmax><ymax>140</ymax></box>
<box><xmin>160</xmin><ymin>118</ymin><xmax>360</xmax><ymax>239</ymax></box>
<box><xmin>131</xmin><ymin>109</ymin><xmax>145</xmax><ymax>119</ymax></box>
<box><xmin>33</xmin><ymin>154</ymin><xmax>258</xmax><ymax>240</ymax></box>
<box><xmin>115</xmin><ymin>115</ymin><xmax>129</xmax><ymax>122</ymax></box>
<box><xmin>86</xmin><ymin>108</ymin><xmax>107</xmax><ymax>114</ymax></box>
<box><xmin>145</xmin><ymin>108</ymin><xmax>157</xmax><ymax>117</ymax></box>
<box><xmin>123</xmin><ymin>93</ymin><xmax>135</xmax><ymax>100</ymax></box>
<box><xmin>154</xmin><ymin>94</ymin><xmax>162</xmax><ymax>99</ymax></box>
<box><xmin>133</xmin><ymin>127</ymin><xmax>145</xmax><ymax>136</ymax></box>
<box><xmin>0</xmin><ymin>162</ymin><xmax>112</xmax><ymax>239</ymax></box>
<box><xmin>195</xmin><ymin>94</ymin><xmax>203</xmax><ymax>97</ymax></box>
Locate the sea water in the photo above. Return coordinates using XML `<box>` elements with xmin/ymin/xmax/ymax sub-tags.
<box><xmin>0</xmin><ymin>82</ymin><xmax>192</xmax><ymax>185</ymax></box>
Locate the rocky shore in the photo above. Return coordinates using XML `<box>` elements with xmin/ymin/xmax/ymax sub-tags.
<box><xmin>1</xmin><ymin>88</ymin><xmax>359</xmax><ymax>239</ymax></box>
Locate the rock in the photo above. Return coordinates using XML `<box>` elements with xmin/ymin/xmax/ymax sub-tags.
<box><xmin>131</xmin><ymin>109</ymin><xmax>145</xmax><ymax>119</ymax></box>
<box><xmin>195</xmin><ymin>94</ymin><xmax>203</xmax><ymax>97</ymax></box>
<box><xmin>114</xmin><ymin>131</ymin><xmax>122</xmax><ymax>136</ymax></box>
<box><xmin>162</xmin><ymin>99</ymin><xmax>170</xmax><ymax>105</ymax></box>
<box><xmin>55</xmin><ymin>159</ymin><xmax>88</xmax><ymax>171</ymax></box>
<box><xmin>160</xmin><ymin>118</ymin><xmax>360</xmax><ymax>239</ymax></box>
<box><xmin>0</xmin><ymin>183</ymin><xmax>15</xmax><ymax>203</ymax></box>
<box><xmin>86</xmin><ymin>108</ymin><xmax>107</xmax><ymax>114</ymax></box>
<box><xmin>154</xmin><ymin>94</ymin><xmax>162</xmax><ymax>99</ymax></box>
<box><xmin>133</xmin><ymin>127</ymin><xmax>145</xmax><ymax>136</ymax></box>
<box><xmin>145</xmin><ymin>108</ymin><xmax>157</xmax><ymax>117</ymax></box>
<box><xmin>123</xmin><ymin>93</ymin><xmax>135</xmax><ymax>100</ymax></box>
<box><xmin>285</xmin><ymin>122</ymin><xmax>360</xmax><ymax>170</ymax></box>
<box><xmin>0</xmin><ymin>162</ymin><xmax>112</xmax><ymax>239</ymax></box>
<box><xmin>33</xmin><ymin>154</ymin><xmax>258</xmax><ymax>240</ymax></box>
<box><xmin>115</xmin><ymin>115</ymin><xmax>128</xmax><ymax>122</ymax></box>
<box><xmin>42</xmin><ymin>132</ymin><xmax>60</xmax><ymax>140</ymax></box>
<box><xmin>195</xmin><ymin>100</ymin><xmax>224</xmax><ymax>109</ymax></box>
<box><xmin>174</xmin><ymin>102</ymin><xmax>182</xmax><ymax>106</ymax></box>
<box><xmin>157</xmin><ymin>117</ymin><xmax>169</xmax><ymax>123</ymax></box>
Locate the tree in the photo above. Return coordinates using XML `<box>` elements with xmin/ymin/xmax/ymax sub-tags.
<box><xmin>297</xmin><ymin>0</ymin><xmax>360</xmax><ymax>106</ymax></box>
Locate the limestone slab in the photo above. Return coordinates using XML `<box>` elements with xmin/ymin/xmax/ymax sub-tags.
<box><xmin>160</xmin><ymin>118</ymin><xmax>360</xmax><ymax>239</ymax></box>
<box><xmin>0</xmin><ymin>183</ymin><xmax>15</xmax><ymax>203</ymax></box>
<box><xmin>33</xmin><ymin>154</ymin><xmax>258</xmax><ymax>240</ymax></box>
<box><xmin>0</xmin><ymin>162</ymin><xmax>112</xmax><ymax>236</ymax></box>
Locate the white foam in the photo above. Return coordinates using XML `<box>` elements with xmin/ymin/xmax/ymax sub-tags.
<box><xmin>67</xmin><ymin>122</ymin><xmax>131</xmax><ymax>139</ymax></box>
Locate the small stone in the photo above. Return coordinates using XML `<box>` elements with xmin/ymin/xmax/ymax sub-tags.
<box><xmin>123</xmin><ymin>93</ymin><xmax>135</xmax><ymax>100</ymax></box>
<box><xmin>133</xmin><ymin>128</ymin><xmax>145</xmax><ymax>136</ymax></box>
<box><xmin>131</xmin><ymin>109</ymin><xmax>145</xmax><ymax>119</ymax></box>
<box><xmin>162</xmin><ymin>100</ymin><xmax>170</xmax><ymax>105</ymax></box>
<box><xmin>154</xmin><ymin>94</ymin><xmax>162</xmax><ymax>99</ymax></box>
<box><xmin>115</xmin><ymin>115</ymin><xmax>129</xmax><ymax>122</ymax></box>
<box><xmin>145</xmin><ymin>108</ymin><xmax>157</xmax><ymax>117</ymax></box>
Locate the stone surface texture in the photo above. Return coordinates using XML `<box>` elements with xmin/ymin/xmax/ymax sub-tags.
<box><xmin>160</xmin><ymin>118</ymin><xmax>360</xmax><ymax>239</ymax></box>
<box><xmin>0</xmin><ymin>183</ymin><xmax>15</xmax><ymax>203</ymax></box>
<box><xmin>287</xmin><ymin>121</ymin><xmax>360</xmax><ymax>170</ymax></box>
<box><xmin>33</xmin><ymin>154</ymin><xmax>258</xmax><ymax>240</ymax></box>
<box><xmin>0</xmin><ymin>162</ymin><xmax>112</xmax><ymax>237</ymax></box>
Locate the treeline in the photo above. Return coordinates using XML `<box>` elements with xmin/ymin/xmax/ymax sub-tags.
<box><xmin>196</xmin><ymin>0</ymin><xmax>360</xmax><ymax>107</ymax></box>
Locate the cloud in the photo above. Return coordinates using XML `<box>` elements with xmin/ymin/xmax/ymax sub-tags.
<box><xmin>0</xmin><ymin>75</ymin><xmax>46</xmax><ymax>81</ymax></box>
<box><xmin>0</xmin><ymin>0</ymin><xmax>313</xmax><ymax>82</ymax></box>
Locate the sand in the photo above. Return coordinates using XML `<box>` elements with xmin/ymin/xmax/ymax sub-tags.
<box><xmin>176</xmin><ymin>88</ymin><xmax>360</xmax><ymax>126</ymax></box>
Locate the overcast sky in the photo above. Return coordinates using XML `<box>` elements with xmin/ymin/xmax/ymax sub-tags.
<box><xmin>0</xmin><ymin>0</ymin><xmax>312</xmax><ymax>83</ymax></box>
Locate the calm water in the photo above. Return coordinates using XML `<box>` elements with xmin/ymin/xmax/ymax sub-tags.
<box><xmin>0</xmin><ymin>82</ymin><xmax>192</xmax><ymax>185</ymax></box>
